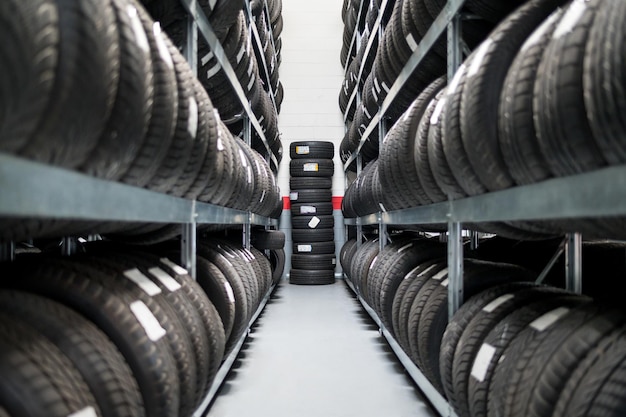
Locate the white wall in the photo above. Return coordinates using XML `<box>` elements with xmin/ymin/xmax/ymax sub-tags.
<box><xmin>276</xmin><ymin>0</ymin><xmax>347</xmax><ymax>277</ymax></box>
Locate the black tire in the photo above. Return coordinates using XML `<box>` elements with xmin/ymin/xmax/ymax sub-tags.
<box><xmin>469</xmin><ymin>295</ymin><xmax>589</xmax><ymax>417</ymax></box>
<box><xmin>289</xmin><ymin>158</ymin><xmax>335</xmax><ymax>177</ymax></box>
<box><xmin>290</xmin><ymin>141</ymin><xmax>335</xmax><ymax>159</ymax></box>
<box><xmin>0</xmin><ymin>312</ymin><xmax>100</xmax><ymax>417</ymax></box>
<box><xmin>269</xmin><ymin>249</ymin><xmax>286</xmax><ymax>285</ymax></box>
<box><xmin>293</xmin><ymin>241</ymin><xmax>335</xmax><ymax>255</ymax></box>
<box><xmin>461</xmin><ymin>0</ymin><xmax>568</xmax><ymax>192</ymax></box>
<box><xmin>0</xmin><ymin>290</ymin><xmax>144</xmax><ymax>417</ymax></box>
<box><xmin>498</xmin><ymin>9</ymin><xmax>565</xmax><ymax>186</ymax></box>
<box><xmin>534</xmin><ymin>0</ymin><xmax>606</xmax><ymax>177</ymax></box>
<box><xmin>291</xmin><ymin>215</ymin><xmax>335</xmax><ymax>230</ymax></box>
<box><xmin>252</xmin><ymin>230</ymin><xmax>286</xmax><ymax>250</ymax></box>
<box><xmin>291</xmin><ymin>254</ymin><xmax>336</xmax><ymax>270</ymax></box>
<box><xmin>415</xmin><ymin>91</ymin><xmax>447</xmax><ymax>203</ymax></box>
<box><xmin>0</xmin><ymin>0</ymin><xmax>59</xmax><ymax>155</ymax></box>
<box><xmin>292</xmin><ymin>228</ymin><xmax>335</xmax><ymax>243</ymax></box>
<box><xmin>584</xmin><ymin>0</ymin><xmax>626</xmax><ymax>166</ymax></box>
<box><xmin>120</xmin><ymin>16</ymin><xmax>177</xmax><ymax>188</ymax></box>
<box><xmin>290</xmin><ymin>269</ymin><xmax>335</xmax><ymax>285</ymax></box>
<box><xmin>291</xmin><ymin>202</ymin><xmax>334</xmax><ymax>216</ymax></box>
<box><xmin>23</xmin><ymin>0</ymin><xmax>119</xmax><ymax>170</ymax></box>
<box><xmin>290</xmin><ymin>177</ymin><xmax>332</xmax><ymax>190</ymax></box>
<box><xmin>289</xmin><ymin>189</ymin><xmax>332</xmax><ymax>204</ymax></box>
<box><xmin>0</xmin><ymin>256</ymin><xmax>180</xmax><ymax>417</ymax></box>
<box><xmin>82</xmin><ymin>0</ymin><xmax>154</xmax><ymax>180</ymax></box>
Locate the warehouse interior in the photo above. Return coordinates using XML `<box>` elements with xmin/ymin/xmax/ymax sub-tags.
<box><xmin>1</xmin><ymin>0</ymin><xmax>626</xmax><ymax>416</ymax></box>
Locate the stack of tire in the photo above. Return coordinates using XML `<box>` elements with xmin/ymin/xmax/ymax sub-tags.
<box><xmin>0</xmin><ymin>0</ymin><xmax>282</xmax><ymax>245</ymax></box>
<box><xmin>289</xmin><ymin>141</ymin><xmax>336</xmax><ymax>285</ymax></box>
<box><xmin>0</xmin><ymin>236</ymin><xmax>282</xmax><ymax>417</ymax></box>
<box><xmin>342</xmin><ymin>0</ymin><xmax>626</xmax><ymax>240</ymax></box>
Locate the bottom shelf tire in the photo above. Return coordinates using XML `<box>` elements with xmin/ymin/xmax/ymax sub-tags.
<box><xmin>289</xmin><ymin>269</ymin><xmax>335</xmax><ymax>285</ymax></box>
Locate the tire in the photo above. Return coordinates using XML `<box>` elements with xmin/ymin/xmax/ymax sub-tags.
<box><xmin>291</xmin><ymin>202</ymin><xmax>333</xmax><ymax>216</ymax></box>
<box><xmin>290</xmin><ymin>269</ymin><xmax>335</xmax><ymax>285</ymax></box>
<box><xmin>252</xmin><ymin>230</ymin><xmax>286</xmax><ymax>250</ymax></box>
<box><xmin>0</xmin><ymin>0</ymin><xmax>59</xmax><ymax>155</ymax></box>
<box><xmin>290</xmin><ymin>177</ymin><xmax>332</xmax><ymax>190</ymax></box>
<box><xmin>290</xmin><ymin>158</ymin><xmax>335</xmax><ymax>177</ymax></box>
<box><xmin>120</xmin><ymin>19</ymin><xmax>177</xmax><ymax>188</ymax></box>
<box><xmin>23</xmin><ymin>0</ymin><xmax>119</xmax><ymax>170</ymax></box>
<box><xmin>0</xmin><ymin>290</ymin><xmax>144</xmax><ymax>417</ymax></box>
<box><xmin>533</xmin><ymin>0</ymin><xmax>606</xmax><ymax>177</ymax></box>
<box><xmin>468</xmin><ymin>295</ymin><xmax>588</xmax><ymax>417</ymax></box>
<box><xmin>415</xmin><ymin>91</ymin><xmax>447</xmax><ymax>203</ymax></box>
<box><xmin>293</xmin><ymin>241</ymin><xmax>335</xmax><ymax>255</ymax></box>
<box><xmin>0</xmin><ymin>256</ymin><xmax>180</xmax><ymax>417</ymax></box>
<box><xmin>0</xmin><ymin>312</ymin><xmax>100</xmax><ymax>417</ymax></box>
<box><xmin>291</xmin><ymin>228</ymin><xmax>334</xmax><ymax>243</ymax></box>
<box><xmin>498</xmin><ymin>9</ymin><xmax>565</xmax><ymax>186</ymax></box>
<box><xmin>461</xmin><ymin>0</ymin><xmax>568</xmax><ymax>192</ymax></box>
<box><xmin>291</xmin><ymin>254</ymin><xmax>336</xmax><ymax>270</ymax></box>
<box><xmin>289</xmin><ymin>189</ymin><xmax>332</xmax><ymax>203</ymax></box>
<box><xmin>290</xmin><ymin>141</ymin><xmax>335</xmax><ymax>159</ymax></box>
<box><xmin>291</xmin><ymin>215</ymin><xmax>334</xmax><ymax>230</ymax></box>
<box><xmin>583</xmin><ymin>0</ymin><xmax>626</xmax><ymax>166</ymax></box>
<box><xmin>269</xmin><ymin>249</ymin><xmax>286</xmax><ymax>285</ymax></box>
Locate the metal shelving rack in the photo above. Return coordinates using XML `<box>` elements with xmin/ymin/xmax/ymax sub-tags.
<box><xmin>340</xmin><ymin>1</ymin><xmax>626</xmax><ymax>416</ymax></box>
<box><xmin>0</xmin><ymin>2</ymin><xmax>283</xmax><ymax>414</ymax></box>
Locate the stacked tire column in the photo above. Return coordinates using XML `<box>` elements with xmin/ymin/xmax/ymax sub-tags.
<box><xmin>289</xmin><ymin>141</ymin><xmax>336</xmax><ymax>285</ymax></box>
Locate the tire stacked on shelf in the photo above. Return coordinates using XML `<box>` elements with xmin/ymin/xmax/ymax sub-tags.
<box><xmin>289</xmin><ymin>141</ymin><xmax>336</xmax><ymax>285</ymax></box>
<box><xmin>0</xmin><ymin>236</ymin><xmax>281</xmax><ymax>417</ymax></box>
<box><xmin>0</xmin><ymin>0</ymin><xmax>282</xmax><ymax>245</ymax></box>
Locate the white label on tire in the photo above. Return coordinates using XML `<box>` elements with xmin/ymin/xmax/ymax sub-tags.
<box><xmin>160</xmin><ymin>258</ymin><xmax>189</xmax><ymax>276</ymax></box>
<box><xmin>381</xmin><ymin>81</ymin><xmax>390</xmax><ymax>93</ymax></box>
<box><xmin>124</xmin><ymin>269</ymin><xmax>162</xmax><ymax>296</ymax></box>
<box><xmin>522</xmin><ymin>11</ymin><xmax>561</xmax><ymax>52</ymax></box>
<box><xmin>247</xmin><ymin>59</ymin><xmax>254</xmax><ymax>77</ymax></box>
<box><xmin>379</xmin><ymin>203</ymin><xmax>387</xmax><ymax>212</ymax></box>
<box><xmin>260</xmin><ymin>190</ymin><xmax>266</xmax><ymax>203</ymax></box>
<box><xmin>153</xmin><ymin>23</ymin><xmax>174</xmax><ymax>69</ymax></box>
<box><xmin>482</xmin><ymin>294</ymin><xmax>515</xmax><ymax>313</ymax></box>
<box><xmin>554</xmin><ymin>0</ymin><xmax>586</xmax><ymax>39</ymax></box>
<box><xmin>247</xmin><ymin>76</ymin><xmax>255</xmax><ymax>91</ymax></box>
<box><xmin>201</xmin><ymin>50</ymin><xmax>215</xmax><ymax>66</ymax></box>
<box><xmin>530</xmin><ymin>307</ymin><xmax>570</xmax><ymax>332</ymax></box>
<box><xmin>68</xmin><ymin>407</ymin><xmax>98</xmax><ymax>417</ymax></box>
<box><xmin>471</xmin><ymin>343</ymin><xmax>496</xmax><ymax>382</ymax></box>
<box><xmin>236</xmin><ymin>44</ymin><xmax>246</xmax><ymax>64</ymax></box>
<box><xmin>332</xmin><ymin>258</ymin><xmax>337</xmax><ymax>265</ymax></box>
<box><xmin>417</xmin><ymin>264</ymin><xmax>439</xmax><ymax>278</ymax></box>
<box><xmin>224</xmin><ymin>281</ymin><xmax>236</xmax><ymax>303</ymax></box>
<box><xmin>247</xmin><ymin>166</ymin><xmax>253</xmax><ymax>184</ymax></box>
<box><xmin>447</xmin><ymin>64</ymin><xmax>466</xmax><ymax>96</ymax></box>
<box><xmin>290</xmin><ymin>192</ymin><xmax>299</xmax><ymax>201</ymax></box>
<box><xmin>468</xmin><ymin>38</ymin><xmax>493</xmax><ymax>77</ymax></box>
<box><xmin>300</xmin><ymin>205</ymin><xmax>316</xmax><ymax>214</ymax></box>
<box><xmin>374</xmin><ymin>77</ymin><xmax>381</xmax><ymax>93</ymax></box>
<box><xmin>406</xmin><ymin>33</ymin><xmax>418</xmax><ymax>51</ymax></box>
<box><xmin>295</xmin><ymin>146</ymin><xmax>310</xmax><ymax>155</ymax></box>
<box><xmin>432</xmin><ymin>268</ymin><xmax>449</xmax><ymax>281</ymax></box>
<box><xmin>430</xmin><ymin>97</ymin><xmax>447</xmax><ymax>125</ymax></box>
<box><xmin>297</xmin><ymin>245</ymin><xmax>313</xmax><ymax>253</ymax></box>
<box><xmin>127</xmin><ymin>6</ymin><xmax>150</xmax><ymax>53</ymax></box>
<box><xmin>130</xmin><ymin>301</ymin><xmax>166</xmax><ymax>342</ymax></box>
<box><xmin>188</xmin><ymin>97</ymin><xmax>198</xmax><ymax>139</ymax></box>
<box><xmin>149</xmin><ymin>267</ymin><xmax>181</xmax><ymax>292</ymax></box>
<box><xmin>303</xmin><ymin>163</ymin><xmax>319</xmax><ymax>172</ymax></box>
<box><xmin>308</xmin><ymin>216</ymin><xmax>321</xmax><ymax>228</ymax></box>
<box><xmin>206</xmin><ymin>63</ymin><xmax>221</xmax><ymax>79</ymax></box>
<box><xmin>239</xmin><ymin>149</ymin><xmax>248</xmax><ymax>167</ymax></box>
<box><xmin>440</xmin><ymin>278</ymin><xmax>449</xmax><ymax>287</ymax></box>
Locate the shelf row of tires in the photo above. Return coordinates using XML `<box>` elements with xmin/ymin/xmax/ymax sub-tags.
<box><xmin>0</xmin><ymin>0</ymin><xmax>283</xmax><ymax>244</ymax></box>
<box><xmin>0</xmin><ymin>236</ymin><xmax>284</xmax><ymax>417</ymax></box>
<box><xmin>339</xmin><ymin>0</ymin><xmax>527</xmax><ymax>167</ymax></box>
<box><xmin>344</xmin><ymin>0</ymin><xmax>626</xmax><ymax>240</ymax></box>
<box><xmin>142</xmin><ymin>0</ymin><xmax>285</xmax><ymax>161</ymax></box>
<box><xmin>289</xmin><ymin>142</ymin><xmax>336</xmax><ymax>285</ymax></box>
<box><xmin>341</xmin><ymin>233</ymin><xmax>626</xmax><ymax>417</ymax></box>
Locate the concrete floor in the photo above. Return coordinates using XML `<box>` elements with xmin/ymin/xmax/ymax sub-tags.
<box><xmin>207</xmin><ymin>281</ymin><xmax>437</xmax><ymax>417</ymax></box>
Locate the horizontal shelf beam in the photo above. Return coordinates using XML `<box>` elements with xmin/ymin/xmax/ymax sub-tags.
<box><xmin>0</xmin><ymin>153</ymin><xmax>277</xmax><ymax>227</ymax></box>
<box><xmin>343</xmin><ymin>166</ymin><xmax>626</xmax><ymax>226</ymax></box>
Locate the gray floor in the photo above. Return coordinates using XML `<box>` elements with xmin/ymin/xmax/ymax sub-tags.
<box><xmin>208</xmin><ymin>281</ymin><xmax>437</xmax><ymax>417</ymax></box>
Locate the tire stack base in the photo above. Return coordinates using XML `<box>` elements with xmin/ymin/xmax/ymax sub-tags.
<box><xmin>289</xmin><ymin>141</ymin><xmax>336</xmax><ymax>285</ymax></box>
